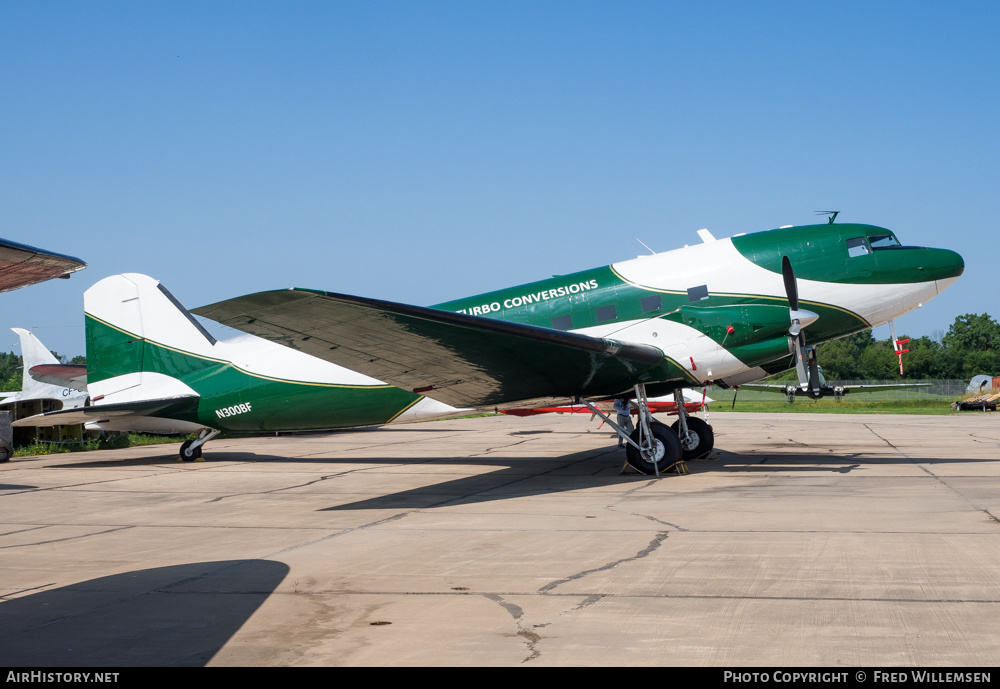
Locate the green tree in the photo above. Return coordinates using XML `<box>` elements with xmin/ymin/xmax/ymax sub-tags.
<box><xmin>942</xmin><ymin>314</ymin><xmax>1000</xmax><ymax>353</ymax></box>
<box><xmin>962</xmin><ymin>350</ymin><xmax>1000</xmax><ymax>378</ymax></box>
<box><xmin>0</xmin><ymin>351</ymin><xmax>21</xmax><ymax>392</ymax></box>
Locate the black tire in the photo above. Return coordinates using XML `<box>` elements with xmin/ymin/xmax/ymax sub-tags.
<box><xmin>672</xmin><ymin>417</ymin><xmax>714</xmax><ymax>460</ymax></box>
<box><xmin>179</xmin><ymin>440</ymin><xmax>202</xmax><ymax>461</ymax></box>
<box><xmin>625</xmin><ymin>422</ymin><xmax>682</xmax><ymax>475</ymax></box>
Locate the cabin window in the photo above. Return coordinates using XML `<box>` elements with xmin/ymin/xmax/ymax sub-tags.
<box><xmin>641</xmin><ymin>294</ymin><xmax>662</xmax><ymax>313</ymax></box>
<box><xmin>868</xmin><ymin>233</ymin><xmax>901</xmax><ymax>249</ymax></box>
<box><xmin>846</xmin><ymin>237</ymin><xmax>871</xmax><ymax>257</ymax></box>
<box><xmin>551</xmin><ymin>315</ymin><xmax>573</xmax><ymax>330</ymax></box>
<box><xmin>687</xmin><ymin>285</ymin><xmax>709</xmax><ymax>302</ymax></box>
<box><xmin>596</xmin><ymin>305</ymin><xmax>617</xmax><ymax>323</ymax></box>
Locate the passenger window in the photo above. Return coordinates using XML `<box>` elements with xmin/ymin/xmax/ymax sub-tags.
<box><xmin>551</xmin><ymin>315</ymin><xmax>573</xmax><ymax>330</ymax></box>
<box><xmin>687</xmin><ymin>285</ymin><xmax>709</xmax><ymax>302</ymax></box>
<box><xmin>846</xmin><ymin>237</ymin><xmax>871</xmax><ymax>257</ymax></box>
<box><xmin>641</xmin><ymin>294</ymin><xmax>662</xmax><ymax>313</ymax></box>
<box><xmin>596</xmin><ymin>305</ymin><xmax>617</xmax><ymax>323</ymax></box>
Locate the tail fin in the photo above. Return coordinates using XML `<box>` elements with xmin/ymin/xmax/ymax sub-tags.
<box><xmin>84</xmin><ymin>274</ymin><xmax>213</xmax><ymax>404</ymax></box>
<box><xmin>12</xmin><ymin>328</ymin><xmax>60</xmax><ymax>393</ymax></box>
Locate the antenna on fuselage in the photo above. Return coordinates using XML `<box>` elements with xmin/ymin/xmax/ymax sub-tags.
<box><xmin>635</xmin><ymin>238</ymin><xmax>657</xmax><ymax>255</ymax></box>
<box><xmin>815</xmin><ymin>210</ymin><xmax>840</xmax><ymax>224</ymax></box>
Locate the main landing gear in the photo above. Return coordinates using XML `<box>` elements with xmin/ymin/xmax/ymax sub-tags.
<box><xmin>581</xmin><ymin>384</ymin><xmax>714</xmax><ymax>476</ymax></box>
<box><xmin>179</xmin><ymin>428</ymin><xmax>220</xmax><ymax>462</ymax></box>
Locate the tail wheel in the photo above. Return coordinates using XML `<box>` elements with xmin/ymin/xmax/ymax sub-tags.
<box><xmin>179</xmin><ymin>440</ymin><xmax>202</xmax><ymax>462</ymax></box>
<box><xmin>672</xmin><ymin>417</ymin><xmax>714</xmax><ymax>460</ymax></box>
<box><xmin>625</xmin><ymin>423</ymin><xmax>682</xmax><ymax>475</ymax></box>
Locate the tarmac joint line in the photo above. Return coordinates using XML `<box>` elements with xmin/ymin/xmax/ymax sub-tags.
<box><xmin>864</xmin><ymin>423</ymin><xmax>1000</xmax><ymax>526</ymax></box>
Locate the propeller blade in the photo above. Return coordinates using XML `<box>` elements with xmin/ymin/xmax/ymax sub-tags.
<box><xmin>808</xmin><ymin>348</ymin><xmax>821</xmax><ymax>395</ymax></box>
<box><xmin>793</xmin><ymin>333</ymin><xmax>809</xmax><ymax>389</ymax></box>
<box><xmin>782</xmin><ymin>256</ymin><xmax>799</xmax><ymax>312</ymax></box>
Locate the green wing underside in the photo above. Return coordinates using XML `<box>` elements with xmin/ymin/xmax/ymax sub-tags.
<box><xmin>194</xmin><ymin>290</ymin><xmax>684</xmax><ymax>408</ymax></box>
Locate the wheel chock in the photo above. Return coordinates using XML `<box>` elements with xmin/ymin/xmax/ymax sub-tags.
<box><xmin>666</xmin><ymin>461</ymin><xmax>690</xmax><ymax>475</ymax></box>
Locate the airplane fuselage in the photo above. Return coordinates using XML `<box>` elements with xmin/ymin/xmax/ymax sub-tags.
<box><xmin>437</xmin><ymin>223</ymin><xmax>963</xmax><ymax>387</ymax></box>
<box><xmin>22</xmin><ymin>222</ymin><xmax>965</xmax><ymax>439</ymax></box>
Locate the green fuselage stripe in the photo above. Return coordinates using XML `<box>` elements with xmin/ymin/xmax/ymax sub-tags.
<box><xmin>86</xmin><ymin>314</ymin><xmax>423</xmax><ymax>434</ymax></box>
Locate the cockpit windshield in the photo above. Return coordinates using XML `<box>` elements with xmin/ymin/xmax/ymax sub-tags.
<box><xmin>867</xmin><ymin>233</ymin><xmax>901</xmax><ymax>249</ymax></box>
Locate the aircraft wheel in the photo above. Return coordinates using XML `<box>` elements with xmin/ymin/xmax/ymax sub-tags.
<box><xmin>625</xmin><ymin>423</ymin><xmax>681</xmax><ymax>475</ymax></box>
<box><xmin>179</xmin><ymin>440</ymin><xmax>202</xmax><ymax>462</ymax></box>
<box><xmin>672</xmin><ymin>417</ymin><xmax>714</xmax><ymax>460</ymax></box>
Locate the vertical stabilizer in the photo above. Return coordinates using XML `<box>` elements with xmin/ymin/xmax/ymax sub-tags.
<box><xmin>84</xmin><ymin>274</ymin><xmax>209</xmax><ymax>405</ymax></box>
<box><xmin>12</xmin><ymin>328</ymin><xmax>60</xmax><ymax>393</ymax></box>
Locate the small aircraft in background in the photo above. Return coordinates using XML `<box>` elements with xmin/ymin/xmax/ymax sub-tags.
<box><xmin>0</xmin><ymin>329</ymin><xmax>90</xmax><ymax>457</ymax></box>
<box><xmin>15</xmin><ymin>221</ymin><xmax>964</xmax><ymax>475</ymax></box>
<box><xmin>1</xmin><ymin>328</ymin><xmax>90</xmax><ymax>411</ymax></box>
<box><xmin>730</xmin><ymin>366</ymin><xmax>931</xmax><ymax>403</ymax></box>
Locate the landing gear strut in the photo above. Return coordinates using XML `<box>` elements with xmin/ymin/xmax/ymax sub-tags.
<box><xmin>671</xmin><ymin>388</ymin><xmax>715</xmax><ymax>460</ymax></box>
<box><xmin>580</xmin><ymin>384</ymin><xmax>695</xmax><ymax>476</ymax></box>
<box><xmin>179</xmin><ymin>428</ymin><xmax>220</xmax><ymax>462</ymax></box>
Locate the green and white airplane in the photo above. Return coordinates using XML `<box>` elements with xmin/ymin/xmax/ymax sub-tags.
<box><xmin>16</xmin><ymin>222</ymin><xmax>963</xmax><ymax>474</ymax></box>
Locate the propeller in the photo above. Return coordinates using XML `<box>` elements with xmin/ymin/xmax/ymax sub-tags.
<box><xmin>781</xmin><ymin>256</ymin><xmax>821</xmax><ymax>394</ymax></box>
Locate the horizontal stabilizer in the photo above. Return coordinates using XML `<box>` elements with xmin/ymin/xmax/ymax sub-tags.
<box><xmin>28</xmin><ymin>364</ymin><xmax>88</xmax><ymax>392</ymax></box>
<box><xmin>13</xmin><ymin>395</ymin><xmax>199</xmax><ymax>428</ymax></box>
<box><xmin>194</xmin><ymin>289</ymin><xmax>667</xmax><ymax>408</ymax></box>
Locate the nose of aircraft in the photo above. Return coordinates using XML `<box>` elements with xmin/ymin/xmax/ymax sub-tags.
<box><xmin>877</xmin><ymin>246</ymin><xmax>965</xmax><ymax>283</ymax></box>
<box><xmin>923</xmin><ymin>248</ymin><xmax>965</xmax><ymax>281</ymax></box>
<box><xmin>931</xmin><ymin>248</ymin><xmax>964</xmax><ymax>293</ymax></box>
<box><xmin>938</xmin><ymin>248</ymin><xmax>964</xmax><ymax>279</ymax></box>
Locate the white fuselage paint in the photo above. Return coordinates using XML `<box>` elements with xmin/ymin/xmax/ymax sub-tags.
<box><xmin>583</xmin><ymin>238</ymin><xmax>944</xmax><ymax>385</ymax></box>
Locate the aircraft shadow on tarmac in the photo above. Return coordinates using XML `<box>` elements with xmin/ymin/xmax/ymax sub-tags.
<box><xmin>0</xmin><ymin>559</ymin><xmax>288</xmax><ymax>667</ymax></box>
<box><xmin>40</xmin><ymin>442</ymin><xmax>990</xmax><ymax>510</ymax></box>
<box><xmin>312</xmin><ymin>447</ymin><xmax>982</xmax><ymax>511</ymax></box>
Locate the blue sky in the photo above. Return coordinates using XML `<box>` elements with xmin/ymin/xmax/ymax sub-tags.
<box><xmin>2</xmin><ymin>1</ymin><xmax>997</xmax><ymax>359</ymax></box>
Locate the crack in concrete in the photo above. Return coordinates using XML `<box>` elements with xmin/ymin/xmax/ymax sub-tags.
<box><xmin>467</xmin><ymin>438</ymin><xmax>534</xmax><ymax>458</ymax></box>
<box><xmin>570</xmin><ymin>594</ymin><xmax>604</xmax><ymax>610</ymax></box>
<box><xmin>537</xmin><ymin>531</ymin><xmax>669</xmax><ymax>593</ymax></box>
<box><xmin>483</xmin><ymin>593</ymin><xmax>541</xmax><ymax>663</ymax></box>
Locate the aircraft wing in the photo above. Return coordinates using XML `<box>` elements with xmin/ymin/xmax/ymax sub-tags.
<box><xmin>0</xmin><ymin>238</ymin><xmax>86</xmax><ymax>293</ymax></box>
<box><xmin>12</xmin><ymin>396</ymin><xmax>199</xmax><ymax>428</ymax></box>
<box><xmin>738</xmin><ymin>383</ymin><xmax>931</xmax><ymax>396</ymax></box>
<box><xmin>835</xmin><ymin>383</ymin><xmax>932</xmax><ymax>394</ymax></box>
<box><xmin>194</xmin><ymin>289</ymin><xmax>671</xmax><ymax>409</ymax></box>
<box><xmin>737</xmin><ymin>384</ymin><xmax>799</xmax><ymax>393</ymax></box>
<box><xmin>28</xmin><ymin>364</ymin><xmax>88</xmax><ymax>392</ymax></box>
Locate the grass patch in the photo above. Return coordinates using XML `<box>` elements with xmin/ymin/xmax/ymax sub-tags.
<box><xmin>13</xmin><ymin>433</ymin><xmax>191</xmax><ymax>457</ymax></box>
<box><xmin>708</xmin><ymin>395</ymin><xmax>959</xmax><ymax>415</ymax></box>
